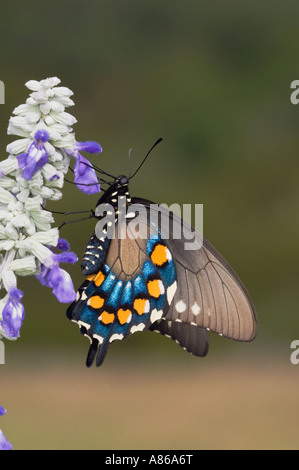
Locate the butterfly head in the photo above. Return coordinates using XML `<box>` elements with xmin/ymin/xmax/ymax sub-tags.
<box><xmin>116</xmin><ymin>175</ymin><xmax>129</xmax><ymax>186</ymax></box>
<box><xmin>95</xmin><ymin>174</ymin><xmax>130</xmax><ymax>208</ymax></box>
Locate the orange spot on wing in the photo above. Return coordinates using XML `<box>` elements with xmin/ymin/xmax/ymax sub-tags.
<box><xmin>117</xmin><ymin>309</ymin><xmax>132</xmax><ymax>325</ymax></box>
<box><xmin>151</xmin><ymin>244</ymin><xmax>169</xmax><ymax>266</ymax></box>
<box><xmin>147</xmin><ymin>279</ymin><xmax>164</xmax><ymax>298</ymax></box>
<box><xmin>100</xmin><ymin>311</ymin><xmax>115</xmax><ymax>325</ymax></box>
<box><xmin>94</xmin><ymin>271</ymin><xmax>105</xmax><ymax>286</ymax></box>
<box><xmin>88</xmin><ymin>295</ymin><xmax>104</xmax><ymax>309</ymax></box>
<box><xmin>134</xmin><ymin>298</ymin><xmax>147</xmax><ymax>316</ymax></box>
<box><xmin>86</xmin><ymin>274</ymin><xmax>96</xmax><ymax>281</ymax></box>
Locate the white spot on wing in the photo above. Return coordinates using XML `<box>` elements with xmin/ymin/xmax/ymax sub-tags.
<box><xmin>175</xmin><ymin>300</ymin><xmax>186</xmax><ymax>313</ymax></box>
<box><xmin>165</xmin><ymin>248</ymin><xmax>172</xmax><ymax>261</ymax></box>
<box><xmin>131</xmin><ymin>323</ymin><xmax>145</xmax><ymax>333</ymax></box>
<box><xmin>93</xmin><ymin>334</ymin><xmax>104</xmax><ymax>344</ymax></box>
<box><xmin>167</xmin><ymin>281</ymin><xmax>177</xmax><ymax>304</ymax></box>
<box><xmin>110</xmin><ymin>333</ymin><xmax>124</xmax><ymax>342</ymax></box>
<box><xmin>191</xmin><ymin>302</ymin><xmax>201</xmax><ymax>316</ymax></box>
<box><xmin>150</xmin><ymin>308</ymin><xmax>163</xmax><ymax>323</ymax></box>
<box><xmin>84</xmin><ymin>334</ymin><xmax>92</xmax><ymax>344</ymax></box>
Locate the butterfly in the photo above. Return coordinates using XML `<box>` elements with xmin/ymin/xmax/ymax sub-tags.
<box><xmin>66</xmin><ymin>143</ymin><xmax>258</xmax><ymax>367</ymax></box>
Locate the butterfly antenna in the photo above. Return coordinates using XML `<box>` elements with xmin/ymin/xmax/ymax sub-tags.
<box><xmin>79</xmin><ymin>162</ymin><xmax>116</xmax><ymax>180</ymax></box>
<box><xmin>64</xmin><ymin>177</ymin><xmax>112</xmax><ymax>187</ymax></box>
<box><xmin>129</xmin><ymin>137</ymin><xmax>163</xmax><ymax>180</ymax></box>
<box><xmin>128</xmin><ymin>148</ymin><xmax>133</xmax><ymax>179</ymax></box>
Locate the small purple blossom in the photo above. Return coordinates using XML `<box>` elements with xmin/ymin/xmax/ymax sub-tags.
<box><xmin>49</xmin><ymin>174</ymin><xmax>60</xmax><ymax>181</ymax></box>
<box><xmin>36</xmin><ymin>251</ymin><xmax>78</xmax><ymax>303</ymax></box>
<box><xmin>0</xmin><ymin>407</ymin><xmax>6</xmax><ymax>417</ymax></box>
<box><xmin>73</xmin><ymin>153</ymin><xmax>101</xmax><ymax>194</ymax></box>
<box><xmin>56</xmin><ymin>238</ymin><xmax>70</xmax><ymax>252</ymax></box>
<box><xmin>0</xmin><ymin>430</ymin><xmax>13</xmax><ymax>450</ymax></box>
<box><xmin>0</xmin><ymin>287</ymin><xmax>25</xmax><ymax>338</ymax></box>
<box><xmin>75</xmin><ymin>141</ymin><xmax>102</xmax><ymax>154</ymax></box>
<box><xmin>17</xmin><ymin>129</ymin><xmax>49</xmax><ymax>180</ymax></box>
<box><xmin>69</xmin><ymin>140</ymin><xmax>102</xmax><ymax>194</ymax></box>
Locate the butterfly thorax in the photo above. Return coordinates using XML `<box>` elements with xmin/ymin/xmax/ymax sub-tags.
<box><xmin>81</xmin><ymin>176</ymin><xmax>132</xmax><ymax>276</ymax></box>
<box><xmin>95</xmin><ymin>175</ymin><xmax>131</xmax><ymax>209</ymax></box>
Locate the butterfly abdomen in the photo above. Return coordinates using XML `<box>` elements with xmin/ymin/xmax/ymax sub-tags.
<box><xmin>81</xmin><ymin>232</ymin><xmax>111</xmax><ymax>276</ymax></box>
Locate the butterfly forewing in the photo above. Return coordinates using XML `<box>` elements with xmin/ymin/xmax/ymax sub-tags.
<box><xmin>137</xmin><ymin>199</ymin><xmax>257</xmax><ymax>343</ymax></box>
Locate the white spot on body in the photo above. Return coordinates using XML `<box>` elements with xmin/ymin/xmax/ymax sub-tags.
<box><xmin>125</xmin><ymin>212</ymin><xmax>136</xmax><ymax>219</ymax></box>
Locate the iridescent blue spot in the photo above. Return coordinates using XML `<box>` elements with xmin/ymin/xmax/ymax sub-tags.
<box><xmin>142</xmin><ymin>260</ymin><xmax>157</xmax><ymax>279</ymax></box>
<box><xmin>100</xmin><ymin>271</ymin><xmax>116</xmax><ymax>295</ymax></box>
<box><xmin>106</xmin><ymin>280</ymin><xmax>123</xmax><ymax>308</ymax></box>
<box><xmin>121</xmin><ymin>281</ymin><xmax>133</xmax><ymax>305</ymax></box>
<box><xmin>133</xmin><ymin>275</ymin><xmax>147</xmax><ymax>296</ymax></box>
<box><xmin>146</xmin><ymin>234</ymin><xmax>160</xmax><ymax>256</ymax></box>
<box><xmin>159</xmin><ymin>259</ymin><xmax>176</xmax><ymax>286</ymax></box>
<box><xmin>79</xmin><ymin>306</ymin><xmax>98</xmax><ymax>326</ymax></box>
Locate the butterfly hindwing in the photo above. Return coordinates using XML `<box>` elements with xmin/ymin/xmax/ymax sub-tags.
<box><xmin>67</xmin><ymin>208</ymin><xmax>178</xmax><ymax>366</ymax></box>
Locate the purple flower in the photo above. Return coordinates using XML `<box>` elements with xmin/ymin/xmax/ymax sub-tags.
<box><xmin>71</xmin><ymin>140</ymin><xmax>102</xmax><ymax>194</ymax></box>
<box><xmin>75</xmin><ymin>141</ymin><xmax>102</xmax><ymax>154</ymax></box>
<box><xmin>56</xmin><ymin>238</ymin><xmax>70</xmax><ymax>252</ymax></box>
<box><xmin>17</xmin><ymin>129</ymin><xmax>49</xmax><ymax>180</ymax></box>
<box><xmin>0</xmin><ymin>287</ymin><xmax>25</xmax><ymax>338</ymax></box>
<box><xmin>36</xmin><ymin>251</ymin><xmax>78</xmax><ymax>303</ymax></box>
<box><xmin>0</xmin><ymin>407</ymin><xmax>6</xmax><ymax>417</ymax></box>
<box><xmin>0</xmin><ymin>430</ymin><xmax>13</xmax><ymax>450</ymax></box>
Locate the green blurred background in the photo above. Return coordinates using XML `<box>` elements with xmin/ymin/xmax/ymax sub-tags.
<box><xmin>0</xmin><ymin>0</ymin><xmax>299</xmax><ymax>450</ymax></box>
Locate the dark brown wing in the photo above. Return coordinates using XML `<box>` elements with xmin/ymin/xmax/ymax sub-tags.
<box><xmin>133</xmin><ymin>198</ymin><xmax>257</xmax><ymax>343</ymax></box>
